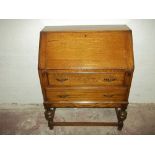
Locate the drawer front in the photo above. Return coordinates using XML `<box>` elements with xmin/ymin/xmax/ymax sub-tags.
<box><xmin>45</xmin><ymin>87</ymin><xmax>128</xmax><ymax>102</ymax></box>
<box><xmin>47</xmin><ymin>72</ymin><xmax>125</xmax><ymax>86</ymax></box>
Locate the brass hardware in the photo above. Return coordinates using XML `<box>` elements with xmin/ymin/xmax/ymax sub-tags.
<box><xmin>103</xmin><ymin>94</ymin><xmax>114</xmax><ymax>97</ymax></box>
<box><xmin>56</xmin><ymin>78</ymin><xmax>68</xmax><ymax>82</ymax></box>
<box><xmin>103</xmin><ymin>78</ymin><xmax>116</xmax><ymax>82</ymax></box>
<box><xmin>58</xmin><ymin>95</ymin><xmax>69</xmax><ymax>98</ymax></box>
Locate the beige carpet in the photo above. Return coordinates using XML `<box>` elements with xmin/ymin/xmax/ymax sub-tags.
<box><xmin>0</xmin><ymin>103</ymin><xmax>155</xmax><ymax>135</ymax></box>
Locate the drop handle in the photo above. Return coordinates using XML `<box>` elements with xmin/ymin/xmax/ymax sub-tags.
<box><xmin>103</xmin><ymin>94</ymin><xmax>114</xmax><ymax>97</ymax></box>
<box><xmin>56</xmin><ymin>78</ymin><xmax>68</xmax><ymax>82</ymax></box>
<box><xmin>58</xmin><ymin>95</ymin><xmax>69</xmax><ymax>98</ymax></box>
<box><xmin>103</xmin><ymin>78</ymin><xmax>116</xmax><ymax>82</ymax></box>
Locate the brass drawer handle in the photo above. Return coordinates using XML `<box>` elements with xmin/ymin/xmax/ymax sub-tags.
<box><xmin>58</xmin><ymin>95</ymin><xmax>69</xmax><ymax>98</ymax></box>
<box><xmin>103</xmin><ymin>94</ymin><xmax>114</xmax><ymax>97</ymax></box>
<box><xmin>56</xmin><ymin>78</ymin><xmax>68</xmax><ymax>82</ymax></box>
<box><xmin>103</xmin><ymin>78</ymin><xmax>116</xmax><ymax>82</ymax></box>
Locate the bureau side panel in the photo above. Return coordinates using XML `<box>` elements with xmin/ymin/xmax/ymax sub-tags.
<box><xmin>125</xmin><ymin>30</ymin><xmax>134</xmax><ymax>71</ymax></box>
<box><xmin>38</xmin><ymin>32</ymin><xmax>47</xmax><ymax>69</ymax></box>
<box><xmin>38</xmin><ymin>70</ymin><xmax>48</xmax><ymax>102</ymax></box>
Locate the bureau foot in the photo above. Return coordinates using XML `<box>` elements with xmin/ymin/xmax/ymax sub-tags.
<box><xmin>44</xmin><ymin>108</ymin><xmax>56</xmax><ymax>130</ymax></box>
<box><xmin>115</xmin><ymin>107</ymin><xmax>127</xmax><ymax>130</ymax></box>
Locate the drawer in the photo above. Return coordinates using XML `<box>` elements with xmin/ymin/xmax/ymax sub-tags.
<box><xmin>47</xmin><ymin>72</ymin><xmax>125</xmax><ymax>87</ymax></box>
<box><xmin>45</xmin><ymin>87</ymin><xmax>128</xmax><ymax>102</ymax></box>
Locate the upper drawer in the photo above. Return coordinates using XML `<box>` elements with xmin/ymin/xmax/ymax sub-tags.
<box><xmin>47</xmin><ymin>72</ymin><xmax>125</xmax><ymax>86</ymax></box>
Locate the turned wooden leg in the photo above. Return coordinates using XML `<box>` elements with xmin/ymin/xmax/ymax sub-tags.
<box><xmin>117</xmin><ymin>107</ymin><xmax>127</xmax><ymax>130</ymax></box>
<box><xmin>44</xmin><ymin>108</ymin><xmax>56</xmax><ymax>130</ymax></box>
<box><xmin>115</xmin><ymin>107</ymin><xmax>127</xmax><ymax>130</ymax></box>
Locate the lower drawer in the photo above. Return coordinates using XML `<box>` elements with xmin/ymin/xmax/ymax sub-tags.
<box><xmin>45</xmin><ymin>87</ymin><xmax>128</xmax><ymax>102</ymax></box>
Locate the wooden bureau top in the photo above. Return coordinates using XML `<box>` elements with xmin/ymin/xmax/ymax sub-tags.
<box><xmin>41</xmin><ymin>25</ymin><xmax>131</xmax><ymax>32</ymax></box>
<box><xmin>39</xmin><ymin>25</ymin><xmax>134</xmax><ymax>71</ymax></box>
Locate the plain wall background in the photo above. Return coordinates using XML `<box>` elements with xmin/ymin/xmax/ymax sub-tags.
<box><xmin>0</xmin><ymin>19</ymin><xmax>155</xmax><ymax>104</ymax></box>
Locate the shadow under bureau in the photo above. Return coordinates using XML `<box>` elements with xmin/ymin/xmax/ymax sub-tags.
<box><xmin>38</xmin><ymin>25</ymin><xmax>134</xmax><ymax>130</ymax></box>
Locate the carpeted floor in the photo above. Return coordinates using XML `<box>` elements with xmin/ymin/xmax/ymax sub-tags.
<box><xmin>0</xmin><ymin>103</ymin><xmax>155</xmax><ymax>135</ymax></box>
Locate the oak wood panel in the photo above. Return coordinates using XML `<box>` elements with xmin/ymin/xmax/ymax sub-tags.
<box><xmin>38</xmin><ymin>32</ymin><xmax>47</xmax><ymax>69</ymax></box>
<box><xmin>42</xmin><ymin>69</ymin><xmax>126</xmax><ymax>72</ymax></box>
<box><xmin>47</xmin><ymin>72</ymin><xmax>125</xmax><ymax>87</ymax></box>
<box><xmin>125</xmin><ymin>31</ymin><xmax>134</xmax><ymax>71</ymax></box>
<box><xmin>38</xmin><ymin>70</ymin><xmax>48</xmax><ymax>101</ymax></box>
<box><xmin>44</xmin><ymin>101</ymin><xmax>127</xmax><ymax>108</ymax></box>
<box><xmin>45</xmin><ymin>87</ymin><xmax>128</xmax><ymax>102</ymax></box>
<box><xmin>125</xmin><ymin>72</ymin><xmax>134</xmax><ymax>99</ymax></box>
<box><xmin>45</xmin><ymin>32</ymin><xmax>130</xmax><ymax>69</ymax></box>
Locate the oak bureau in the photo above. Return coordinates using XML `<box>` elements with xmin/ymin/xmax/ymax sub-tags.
<box><xmin>38</xmin><ymin>25</ymin><xmax>134</xmax><ymax>130</ymax></box>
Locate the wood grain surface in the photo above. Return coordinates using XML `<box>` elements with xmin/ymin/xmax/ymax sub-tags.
<box><xmin>45</xmin><ymin>87</ymin><xmax>128</xmax><ymax>102</ymax></box>
<box><xmin>47</xmin><ymin>71</ymin><xmax>125</xmax><ymax>87</ymax></box>
<box><xmin>38</xmin><ymin>25</ymin><xmax>134</xmax><ymax>129</ymax></box>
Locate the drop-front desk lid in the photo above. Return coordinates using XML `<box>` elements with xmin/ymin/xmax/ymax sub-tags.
<box><xmin>39</xmin><ymin>25</ymin><xmax>134</xmax><ymax>71</ymax></box>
